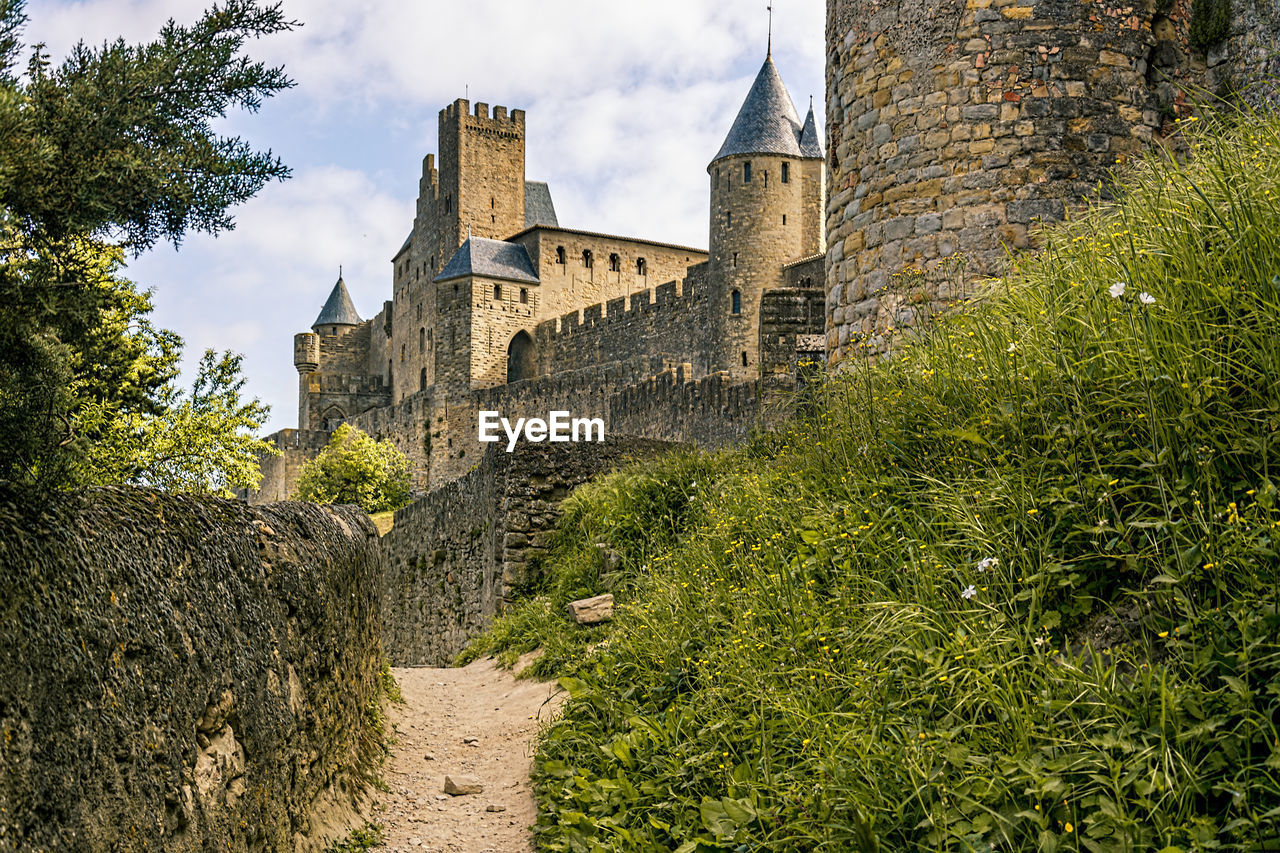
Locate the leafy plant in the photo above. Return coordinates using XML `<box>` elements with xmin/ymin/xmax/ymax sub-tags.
<box><xmin>294</xmin><ymin>424</ymin><xmax>412</xmax><ymax>514</ymax></box>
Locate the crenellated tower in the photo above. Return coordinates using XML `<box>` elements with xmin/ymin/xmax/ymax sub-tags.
<box><xmin>708</xmin><ymin>54</ymin><xmax>824</xmax><ymax>379</ymax></box>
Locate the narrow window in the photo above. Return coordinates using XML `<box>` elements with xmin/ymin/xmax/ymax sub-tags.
<box><xmin>781</xmin><ymin>162</ymin><xmax>789</xmax><ymax>183</ymax></box>
<box><xmin>731</xmin><ymin>289</ymin><xmax>741</xmax><ymax>314</ymax></box>
<box><xmin>733</xmin><ymin>252</ymin><xmax>738</xmax><ymax>268</ymax></box>
<box><xmin>763</xmin><ymin>170</ymin><xmax>768</xmax><ymax>187</ymax></box>
<box><xmin>556</xmin><ymin>246</ymin><xmax>566</xmax><ymax>264</ymax></box>
<box><xmin>609</xmin><ymin>253</ymin><xmax>620</xmax><ymax>272</ymax></box>
<box><xmin>493</xmin><ymin>284</ymin><xmax>502</xmax><ymax>300</ymax></box>
<box><xmin>419</xmin><ymin>327</ymin><xmax>425</xmax><ymax>351</ymax></box>
<box><xmin>387</xmin><ymin>360</ymin><xmax>392</xmax><ymax>382</ymax></box>
<box><xmin>782</xmin><ymin>214</ymin><xmax>787</xmax><ymax>225</ymax></box>
<box><xmin>400</xmin><ymin>343</ymin><xmax>405</xmax><ymax>363</ymax></box>
<box><xmin>743</xmin><ymin>161</ymin><xmax>751</xmax><ymax>183</ymax></box>
<box><xmin>416</xmin><ymin>302</ymin><xmax>422</xmax><ymax>321</ymax></box>
<box><xmin>445</xmin><ymin>193</ymin><xmax>452</xmax><ymax>213</ymax></box>
<box><xmin>637</xmin><ymin>257</ymin><xmax>647</xmax><ymax>276</ymax></box>
<box><xmin>419</xmin><ymin>367</ymin><xmax>426</xmax><ymax>391</ymax></box>
<box><xmin>742</xmin><ymin>351</ymin><xmax>748</xmax><ymax>367</ymax></box>
<box><xmin>491</xmin><ymin>196</ymin><xmax>495</xmax><ymax>209</ymax></box>
<box><xmin>520</xmin><ymin>288</ymin><xmax>528</xmax><ymax>304</ymax></box>
<box><xmin>583</xmin><ymin>249</ymin><xmax>593</xmax><ymax>269</ymax></box>
<box><xmin>726</xmin><ymin>211</ymin><xmax>732</xmax><ymax>228</ymax></box>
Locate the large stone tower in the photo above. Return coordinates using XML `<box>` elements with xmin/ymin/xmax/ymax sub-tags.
<box><xmin>709</xmin><ymin>54</ymin><xmax>824</xmax><ymax>378</ymax></box>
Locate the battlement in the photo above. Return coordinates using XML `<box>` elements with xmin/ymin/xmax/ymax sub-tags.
<box><xmin>540</xmin><ymin>266</ymin><xmax>709</xmax><ymax>339</ymax></box>
<box><xmin>442</xmin><ymin>98</ymin><xmax>525</xmax><ymax>133</ymax></box>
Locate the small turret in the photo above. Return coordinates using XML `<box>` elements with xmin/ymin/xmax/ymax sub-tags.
<box><xmin>312</xmin><ymin>271</ymin><xmax>363</xmax><ymax>336</ymax></box>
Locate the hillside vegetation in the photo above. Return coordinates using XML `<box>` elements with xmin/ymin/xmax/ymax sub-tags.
<box><xmin>463</xmin><ymin>113</ymin><xmax>1280</xmax><ymax>851</ymax></box>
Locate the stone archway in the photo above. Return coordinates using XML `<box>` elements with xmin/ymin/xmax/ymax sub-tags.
<box><xmin>506</xmin><ymin>331</ymin><xmax>536</xmax><ymax>384</ymax></box>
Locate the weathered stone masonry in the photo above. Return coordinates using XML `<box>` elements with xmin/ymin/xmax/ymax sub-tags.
<box><xmin>0</xmin><ymin>489</ymin><xmax>384</xmax><ymax>852</ymax></box>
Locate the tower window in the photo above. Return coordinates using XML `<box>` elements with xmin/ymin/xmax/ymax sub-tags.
<box><xmin>491</xmin><ymin>196</ymin><xmax>495</xmax><ymax>209</ymax></box>
<box><xmin>582</xmin><ymin>249</ymin><xmax>593</xmax><ymax>268</ymax></box>
<box><xmin>419</xmin><ymin>327</ymin><xmax>425</xmax><ymax>351</ymax></box>
<box><xmin>445</xmin><ymin>193</ymin><xmax>452</xmax><ymax>213</ymax></box>
<box><xmin>400</xmin><ymin>343</ymin><xmax>405</xmax><ymax>363</ymax></box>
<box><xmin>743</xmin><ymin>162</ymin><xmax>751</xmax><ymax>183</ymax></box>
<box><xmin>416</xmin><ymin>302</ymin><xmax>422</xmax><ymax>321</ymax></box>
<box><xmin>520</xmin><ymin>288</ymin><xmax>528</xmax><ymax>304</ymax></box>
<box><xmin>742</xmin><ymin>351</ymin><xmax>749</xmax><ymax>367</ymax></box>
<box><xmin>419</xmin><ymin>367</ymin><xmax>426</xmax><ymax>391</ymax></box>
<box><xmin>782</xmin><ymin>214</ymin><xmax>787</xmax><ymax>225</ymax></box>
<box><xmin>726</xmin><ymin>211</ymin><xmax>732</xmax><ymax>228</ymax></box>
<box><xmin>493</xmin><ymin>284</ymin><xmax>502</xmax><ymax>300</ymax></box>
<box><xmin>781</xmin><ymin>162</ymin><xmax>789</xmax><ymax>183</ymax></box>
<box><xmin>733</xmin><ymin>252</ymin><xmax>738</xmax><ymax>268</ymax></box>
<box><xmin>731</xmin><ymin>289</ymin><xmax>741</xmax><ymax>314</ymax></box>
<box><xmin>609</xmin><ymin>253</ymin><xmax>620</xmax><ymax>272</ymax></box>
<box><xmin>556</xmin><ymin>246</ymin><xmax>566</xmax><ymax>264</ymax></box>
<box><xmin>637</xmin><ymin>257</ymin><xmax>647</xmax><ymax>276</ymax></box>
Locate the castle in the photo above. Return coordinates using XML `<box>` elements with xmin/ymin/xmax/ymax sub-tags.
<box><xmin>252</xmin><ymin>52</ymin><xmax>828</xmax><ymax>500</ymax></box>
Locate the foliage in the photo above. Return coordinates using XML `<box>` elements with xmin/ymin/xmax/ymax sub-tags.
<box><xmin>294</xmin><ymin>424</ymin><xmax>412</xmax><ymax>514</ymax></box>
<box><xmin>0</xmin><ymin>0</ymin><xmax>294</xmax><ymax>491</ymax></box>
<box><xmin>470</xmin><ymin>112</ymin><xmax>1280</xmax><ymax>850</ymax></box>
<box><xmin>323</xmin><ymin>822</ymin><xmax>383</xmax><ymax>853</ymax></box>
<box><xmin>1190</xmin><ymin>0</ymin><xmax>1232</xmax><ymax>48</ymax></box>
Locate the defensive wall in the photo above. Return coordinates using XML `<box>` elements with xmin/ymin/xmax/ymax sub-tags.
<box><xmin>0</xmin><ymin>488</ymin><xmax>384</xmax><ymax>852</ymax></box>
<box><xmin>380</xmin><ymin>438</ymin><xmax>676</xmax><ymax>666</ymax></box>
<box><xmin>824</xmin><ymin>0</ymin><xmax>1280</xmax><ymax>366</ymax></box>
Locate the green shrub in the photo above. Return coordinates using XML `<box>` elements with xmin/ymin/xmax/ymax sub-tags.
<box><xmin>293</xmin><ymin>423</ymin><xmax>411</xmax><ymax>514</ymax></box>
<box><xmin>476</xmin><ymin>110</ymin><xmax>1280</xmax><ymax>850</ymax></box>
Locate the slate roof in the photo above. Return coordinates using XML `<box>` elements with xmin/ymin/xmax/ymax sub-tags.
<box><xmin>312</xmin><ymin>275</ymin><xmax>363</xmax><ymax>328</ymax></box>
<box><xmin>798</xmin><ymin>102</ymin><xmax>823</xmax><ymax>158</ymax></box>
<box><xmin>712</xmin><ymin>56</ymin><xmax>822</xmax><ymax>163</ymax></box>
<box><xmin>434</xmin><ymin>236</ymin><xmax>540</xmax><ymax>284</ymax></box>
<box><xmin>524</xmin><ymin>181</ymin><xmax>559</xmax><ymax>228</ymax></box>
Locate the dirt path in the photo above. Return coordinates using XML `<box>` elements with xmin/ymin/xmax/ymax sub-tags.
<box><xmin>369</xmin><ymin>658</ymin><xmax>563</xmax><ymax>853</ymax></box>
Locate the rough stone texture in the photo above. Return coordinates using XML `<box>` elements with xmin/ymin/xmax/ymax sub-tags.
<box><xmin>566</xmin><ymin>594</ymin><xmax>614</xmax><ymax>624</ymax></box>
<box><xmin>0</xmin><ymin>487</ymin><xmax>384</xmax><ymax>852</ymax></box>
<box><xmin>443</xmin><ymin>775</ymin><xmax>484</xmax><ymax>796</ymax></box>
<box><xmin>824</xmin><ymin>0</ymin><xmax>1280</xmax><ymax>366</ymax></box>
<box><xmin>379</xmin><ymin>438</ymin><xmax>674</xmax><ymax>666</ymax></box>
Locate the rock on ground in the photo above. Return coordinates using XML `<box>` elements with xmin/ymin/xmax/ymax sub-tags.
<box><xmin>367</xmin><ymin>657</ymin><xmax>563</xmax><ymax>853</ymax></box>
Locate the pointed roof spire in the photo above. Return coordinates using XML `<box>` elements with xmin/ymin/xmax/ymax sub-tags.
<box><xmin>799</xmin><ymin>97</ymin><xmax>823</xmax><ymax>158</ymax></box>
<box><xmin>312</xmin><ymin>271</ymin><xmax>363</xmax><ymax>329</ymax></box>
<box><xmin>711</xmin><ymin>55</ymin><xmax>821</xmax><ymax>164</ymax></box>
<box><xmin>767</xmin><ymin>3</ymin><xmax>772</xmax><ymax>58</ymax></box>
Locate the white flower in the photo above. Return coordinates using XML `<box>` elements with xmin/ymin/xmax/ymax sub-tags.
<box><xmin>977</xmin><ymin>556</ymin><xmax>998</xmax><ymax>573</ymax></box>
<box><xmin>1007</xmin><ymin>342</ymin><xmax>1017</xmax><ymax>353</ymax></box>
<box><xmin>1138</xmin><ymin>291</ymin><xmax>1155</xmax><ymax>305</ymax></box>
<box><xmin>1034</xmin><ymin>636</ymin><xmax>1045</xmax><ymax>647</ymax></box>
<box><xmin>1109</xmin><ymin>281</ymin><xmax>1126</xmax><ymax>299</ymax></box>
<box><xmin>961</xmin><ymin>585</ymin><xmax>977</xmax><ymax>600</ymax></box>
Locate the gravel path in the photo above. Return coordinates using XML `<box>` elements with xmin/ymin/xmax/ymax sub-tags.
<box><xmin>369</xmin><ymin>658</ymin><xmax>563</xmax><ymax>853</ymax></box>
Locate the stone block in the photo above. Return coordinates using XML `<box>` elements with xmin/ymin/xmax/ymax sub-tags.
<box><xmin>567</xmin><ymin>593</ymin><xmax>614</xmax><ymax>624</ymax></box>
<box><xmin>444</xmin><ymin>775</ymin><xmax>484</xmax><ymax>796</ymax></box>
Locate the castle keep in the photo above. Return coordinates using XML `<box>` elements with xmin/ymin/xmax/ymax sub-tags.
<box><xmin>254</xmin><ymin>53</ymin><xmax>827</xmax><ymax>500</ymax></box>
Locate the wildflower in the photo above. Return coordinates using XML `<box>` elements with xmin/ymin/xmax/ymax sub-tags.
<box><xmin>1007</xmin><ymin>341</ymin><xmax>1017</xmax><ymax>353</ymax></box>
<box><xmin>1065</xmin><ymin>822</ymin><xmax>1074</xmax><ymax>833</ymax></box>
<box><xmin>977</xmin><ymin>556</ymin><xmax>998</xmax><ymax>572</ymax></box>
<box><xmin>1138</xmin><ymin>291</ymin><xmax>1155</xmax><ymax>305</ymax></box>
<box><xmin>1034</xmin><ymin>636</ymin><xmax>1045</xmax><ymax>647</ymax></box>
<box><xmin>1109</xmin><ymin>281</ymin><xmax>1126</xmax><ymax>299</ymax></box>
<box><xmin>961</xmin><ymin>585</ymin><xmax>977</xmax><ymax>600</ymax></box>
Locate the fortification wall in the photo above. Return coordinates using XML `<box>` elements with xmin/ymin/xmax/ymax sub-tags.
<box><xmin>380</xmin><ymin>438</ymin><xmax>675</xmax><ymax>665</ymax></box>
<box><xmin>533</xmin><ymin>263</ymin><xmax>715</xmax><ymax>378</ymax></box>
<box><xmin>0</xmin><ymin>488</ymin><xmax>383</xmax><ymax>852</ymax></box>
<box><xmin>250</xmin><ymin>428</ymin><xmax>331</xmax><ymax>504</ymax></box>
<box><xmin>304</xmin><ymin>321</ymin><xmax>391</xmax><ymax>430</ymax></box>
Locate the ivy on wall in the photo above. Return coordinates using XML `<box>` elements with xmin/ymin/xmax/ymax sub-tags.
<box><xmin>1190</xmin><ymin>0</ymin><xmax>1232</xmax><ymax>47</ymax></box>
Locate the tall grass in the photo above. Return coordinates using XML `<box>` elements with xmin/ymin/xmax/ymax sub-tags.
<box><xmin>466</xmin><ymin>112</ymin><xmax>1280</xmax><ymax>851</ymax></box>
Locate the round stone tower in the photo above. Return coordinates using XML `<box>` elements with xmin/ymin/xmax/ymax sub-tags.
<box><xmin>709</xmin><ymin>54</ymin><xmax>825</xmax><ymax>379</ymax></box>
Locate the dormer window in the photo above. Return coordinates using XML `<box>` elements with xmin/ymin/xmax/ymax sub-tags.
<box><xmin>609</xmin><ymin>253</ymin><xmax>620</xmax><ymax>272</ymax></box>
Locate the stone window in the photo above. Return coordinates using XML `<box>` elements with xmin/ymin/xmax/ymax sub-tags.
<box><xmin>416</xmin><ymin>302</ymin><xmax>422</xmax><ymax>321</ymax></box>
<box><xmin>419</xmin><ymin>327</ymin><xmax>425</xmax><ymax>351</ymax></box>
<box><xmin>520</xmin><ymin>288</ymin><xmax>528</xmax><ymax>304</ymax></box>
<box><xmin>741</xmin><ymin>351</ymin><xmax>748</xmax><ymax>367</ymax></box>
<box><xmin>493</xmin><ymin>284</ymin><xmax>502</xmax><ymax>300</ymax></box>
<box><xmin>445</xmin><ymin>193</ymin><xmax>452</xmax><ymax>213</ymax></box>
<box><xmin>731</xmin><ymin>289</ymin><xmax>741</xmax><ymax>314</ymax></box>
<box><xmin>782</xmin><ymin>214</ymin><xmax>787</xmax><ymax>225</ymax></box>
<box><xmin>419</xmin><ymin>367</ymin><xmax>426</xmax><ymax>391</ymax></box>
<box><xmin>743</xmin><ymin>161</ymin><xmax>751</xmax><ymax>183</ymax></box>
<box><xmin>556</xmin><ymin>246</ymin><xmax>566</xmax><ymax>264</ymax></box>
<box><xmin>400</xmin><ymin>343</ymin><xmax>405</xmax><ymax>362</ymax></box>
<box><xmin>781</xmin><ymin>162</ymin><xmax>789</xmax><ymax>183</ymax></box>
<box><xmin>726</xmin><ymin>211</ymin><xmax>732</xmax><ymax>228</ymax></box>
<box><xmin>582</xmin><ymin>249</ymin><xmax>593</xmax><ymax>269</ymax></box>
<box><xmin>608</xmin><ymin>253</ymin><xmax>620</xmax><ymax>272</ymax></box>
<box><xmin>732</xmin><ymin>252</ymin><xmax>738</xmax><ymax>268</ymax></box>
<box><xmin>637</xmin><ymin>257</ymin><xmax>647</xmax><ymax>276</ymax></box>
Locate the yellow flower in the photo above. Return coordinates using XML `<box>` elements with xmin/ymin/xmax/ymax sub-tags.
<box><xmin>1065</xmin><ymin>822</ymin><xmax>1074</xmax><ymax>833</ymax></box>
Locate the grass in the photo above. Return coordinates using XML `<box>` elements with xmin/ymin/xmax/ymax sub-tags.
<box><xmin>463</xmin><ymin>109</ymin><xmax>1280</xmax><ymax>851</ymax></box>
<box><xmin>369</xmin><ymin>510</ymin><xmax>395</xmax><ymax>536</ymax></box>
<box><xmin>323</xmin><ymin>821</ymin><xmax>383</xmax><ymax>853</ymax></box>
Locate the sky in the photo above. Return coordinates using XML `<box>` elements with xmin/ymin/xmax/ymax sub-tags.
<box><xmin>28</xmin><ymin>0</ymin><xmax>825</xmax><ymax>433</ymax></box>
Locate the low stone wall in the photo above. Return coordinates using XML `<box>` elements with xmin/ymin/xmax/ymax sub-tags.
<box><xmin>380</xmin><ymin>437</ymin><xmax>675</xmax><ymax>666</ymax></box>
<box><xmin>0</xmin><ymin>487</ymin><xmax>384</xmax><ymax>852</ymax></box>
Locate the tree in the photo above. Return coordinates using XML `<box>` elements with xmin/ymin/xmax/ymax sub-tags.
<box><xmin>0</xmin><ymin>0</ymin><xmax>295</xmax><ymax>491</ymax></box>
<box><xmin>293</xmin><ymin>425</ymin><xmax>413</xmax><ymax>514</ymax></box>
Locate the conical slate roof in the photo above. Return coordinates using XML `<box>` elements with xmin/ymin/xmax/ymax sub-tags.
<box><xmin>798</xmin><ymin>102</ymin><xmax>823</xmax><ymax>158</ymax></box>
<box><xmin>712</xmin><ymin>56</ymin><xmax>820</xmax><ymax>164</ymax></box>
<box><xmin>435</xmin><ymin>236</ymin><xmax>539</xmax><ymax>284</ymax></box>
<box><xmin>312</xmin><ymin>275</ymin><xmax>362</xmax><ymax>329</ymax></box>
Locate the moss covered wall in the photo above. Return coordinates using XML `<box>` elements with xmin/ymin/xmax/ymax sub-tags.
<box><xmin>0</xmin><ymin>487</ymin><xmax>384</xmax><ymax>852</ymax></box>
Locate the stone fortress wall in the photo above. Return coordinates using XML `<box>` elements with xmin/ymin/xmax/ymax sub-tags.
<box><xmin>823</xmin><ymin>0</ymin><xmax>1280</xmax><ymax>364</ymax></box>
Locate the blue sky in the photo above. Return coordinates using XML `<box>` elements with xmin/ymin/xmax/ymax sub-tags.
<box><xmin>29</xmin><ymin>0</ymin><xmax>825</xmax><ymax>433</ymax></box>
